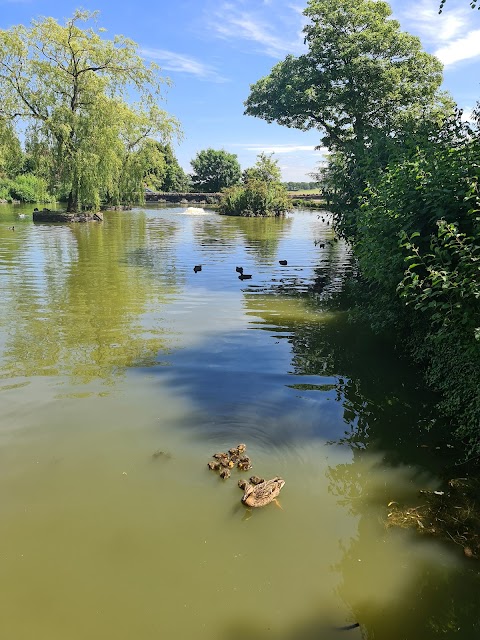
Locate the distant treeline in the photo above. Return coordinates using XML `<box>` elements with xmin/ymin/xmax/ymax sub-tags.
<box><xmin>282</xmin><ymin>181</ymin><xmax>320</xmax><ymax>191</ymax></box>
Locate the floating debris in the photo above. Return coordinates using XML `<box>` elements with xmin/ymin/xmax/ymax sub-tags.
<box><xmin>152</xmin><ymin>450</ymin><xmax>172</xmax><ymax>460</ymax></box>
<box><xmin>385</xmin><ymin>477</ymin><xmax>480</xmax><ymax>559</ymax></box>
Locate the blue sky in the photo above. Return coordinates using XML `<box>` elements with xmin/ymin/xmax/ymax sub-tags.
<box><xmin>1</xmin><ymin>0</ymin><xmax>479</xmax><ymax>180</ymax></box>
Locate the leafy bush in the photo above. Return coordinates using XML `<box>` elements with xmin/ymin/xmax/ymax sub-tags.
<box><xmin>9</xmin><ymin>173</ymin><xmax>52</xmax><ymax>203</ymax></box>
<box><xmin>220</xmin><ymin>179</ymin><xmax>290</xmax><ymax>216</ymax></box>
<box><xmin>351</xmin><ymin>111</ymin><xmax>480</xmax><ymax>452</ymax></box>
<box><xmin>0</xmin><ymin>178</ymin><xmax>12</xmax><ymax>201</ymax></box>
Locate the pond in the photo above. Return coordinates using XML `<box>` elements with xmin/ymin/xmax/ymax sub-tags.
<box><xmin>0</xmin><ymin>204</ymin><xmax>478</xmax><ymax>639</ymax></box>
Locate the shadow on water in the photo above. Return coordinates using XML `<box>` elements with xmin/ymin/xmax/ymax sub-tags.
<box><xmin>140</xmin><ymin>291</ymin><xmax>439</xmax><ymax>469</ymax></box>
<box><xmin>218</xmin><ymin>563</ymin><xmax>480</xmax><ymax>640</ymax></box>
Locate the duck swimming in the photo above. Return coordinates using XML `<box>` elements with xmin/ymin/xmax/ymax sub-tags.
<box><xmin>241</xmin><ymin>477</ymin><xmax>285</xmax><ymax>508</ymax></box>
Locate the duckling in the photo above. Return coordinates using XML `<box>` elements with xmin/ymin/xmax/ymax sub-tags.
<box><xmin>249</xmin><ymin>475</ymin><xmax>265</xmax><ymax>485</ymax></box>
<box><xmin>235</xmin><ymin>266</ymin><xmax>244</xmax><ymax>274</ymax></box>
<box><xmin>228</xmin><ymin>443</ymin><xmax>246</xmax><ymax>459</ymax></box>
<box><xmin>237</xmin><ymin>456</ymin><xmax>252</xmax><ymax>471</ymax></box>
<box><xmin>213</xmin><ymin>452</ymin><xmax>228</xmax><ymax>460</ymax></box>
<box><xmin>238</xmin><ymin>274</ymin><xmax>252</xmax><ymax>280</ymax></box>
<box><xmin>279</xmin><ymin>260</ymin><xmax>287</xmax><ymax>266</ymax></box>
<box><xmin>193</xmin><ymin>265</ymin><xmax>202</xmax><ymax>273</ymax></box>
<box><xmin>219</xmin><ymin>468</ymin><xmax>231</xmax><ymax>480</ymax></box>
<box><xmin>238</xmin><ymin>478</ymin><xmax>249</xmax><ymax>490</ymax></box>
<box><xmin>207</xmin><ymin>461</ymin><xmax>221</xmax><ymax>471</ymax></box>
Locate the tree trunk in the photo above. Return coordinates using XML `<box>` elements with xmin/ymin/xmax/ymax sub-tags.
<box><xmin>66</xmin><ymin>189</ymin><xmax>78</xmax><ymax>213</ymax></box>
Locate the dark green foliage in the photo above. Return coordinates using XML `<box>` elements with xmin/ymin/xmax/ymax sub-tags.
<box><xmin>245</xmin><ymin>0</ymin><xmax>443</xmax><ymax>151</ymax></box>
<box><xmin>353</xmin><ymin>110</ymin><xmax>480</xmax><ymax>452</ymax></box>
<box><xmin>191</xmin><ymin>148</ymin><xmax>241</xmax><ymax>193</ymax></box>
<box><xmin>146</xmin><ymin>142</ymin><xmax>189</xmax><ymax>192</ymax></box>
<box><xmin>245</xmin><ymin>0</ymin><xmax>446</xmax><ymax>237</ymax></box>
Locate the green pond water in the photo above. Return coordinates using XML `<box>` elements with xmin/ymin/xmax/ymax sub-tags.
<box><xmin>0</xmin><ymin>204</ymin><xmax>478</xmax><ymax>640</ymax></box>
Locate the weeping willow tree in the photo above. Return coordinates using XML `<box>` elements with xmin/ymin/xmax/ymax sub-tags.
<box><xmin>0</xmin><ymin>10</ymin><xmax>180</xmax><ymax>212</ymax></box>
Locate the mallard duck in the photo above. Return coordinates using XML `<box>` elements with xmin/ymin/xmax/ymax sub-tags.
<box><xmin>193</xmin><ymin>265</ymin><xmax>202</xmax><ymax>273</ymax></box>
<box><xmin>241</xmin><ymin>477</ymin><xmax>285</xmax><ymax>508</ymax></box>
<box><xmin>279</xmin><ymin>260</ymin><xmax>287</xmax><ymax>266</ymax></box>
<box><xmin>235</xmin><ymin>266</ymin><xmax>243</xmax><ymax>274</ymax></box>
<box><xmin>238</xmin><ymin>274</ymin><xmax>252</xmax><ymax>280</ymax></box>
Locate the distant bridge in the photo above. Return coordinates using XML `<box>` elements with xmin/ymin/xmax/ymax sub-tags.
<box><xmin>144</xmin><ymin>191</ymin><xmax>324</xmax><ymax>203</ymax></box>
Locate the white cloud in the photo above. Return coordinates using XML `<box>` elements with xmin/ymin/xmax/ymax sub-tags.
<box><xmin>207</xmin><ymin>3</ymin><xmax>305</xmax><ymax>58</ymax></box>
<box><xmin>434</xmin><ymin>29</ymin><xmax>480</xmax><ymax>66</ymax></box>
<box><xmin>398</xmin><ymin>0</ymin><xmax>480</xmax><ymax>66</ymax></box>
<box><xmin>140</xmin><ymin>48</ymin><xmax>228</xmax><ymax>83</ymax></box>
<box><xmin>403</xmin><ymin>1</ymin><xmax>469</xmax><ymax>43</ymax></box>
<box><xmin>460</xmin><ymin>106</ymin><xmax>474</xmax><ymax>122</ymax></box>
